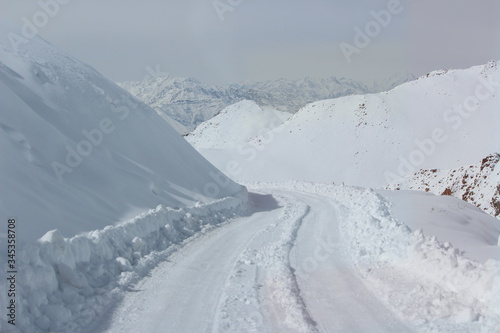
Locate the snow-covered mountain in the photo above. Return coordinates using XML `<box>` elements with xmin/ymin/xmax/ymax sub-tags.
<box><xmin>387</xmin><ymin>153</ymin><xmax>500</xmax><ymax>217</ymax></box>
<box><xmin>188</xmin><ymin>60</ymin><xmax>500</xmax><ymax>190</ymax></box>
<box><xmin>119</xmin><ymin>73</ymin><xmax>414</xmax><ymax>133</ymax></box>
<box><xmin>118</xmin><ymin>76</ymin><xmax>233</xmax><ymax>133</ymax></box>
<box><xmin>0</xmin><ymin>25</ymin><xmax>244</xmax><ymax>243</ymax></box>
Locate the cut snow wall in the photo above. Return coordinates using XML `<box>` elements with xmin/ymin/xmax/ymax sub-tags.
<box><xmin>0</xmin><ymin>188</ymin><xmax>248</xmax><ymax>333</ymax></box>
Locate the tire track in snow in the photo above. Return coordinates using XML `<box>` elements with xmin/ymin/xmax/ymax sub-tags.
<box><xmin>96</xmin><ymin>201</ymin><xmax>285</xmax><ymax>333</ymax></box>
<box><xmin>275</xmin><ymin>188</ymin><xmax>414</xmax><ymax>333</ymax></box>
<box><xmin>214</xmin><ymin>194</ymin><xmax>318</xmax><ymax>333</ymax></box>
<box><xmin>98</xmin><ymin>185</ymin><xmax>413</xmax><ymax>333</ymax></box>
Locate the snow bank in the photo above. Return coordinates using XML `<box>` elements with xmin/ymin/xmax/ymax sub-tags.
<box><xmin>335</xmin><ymin>188</ymin><xmax>500</xmax><ymax>332</ymax></box>
<box><xmin>387</xmin><ymin>153</ymin><xmax>500</xmax><ymax>218</ymax></box>
<box><xmin>0</xmin><ymin>24</ymin><xmax>243</xmax><ymax>243</ymax></box>
<box><xmin>377</xmin><ymin>189</ymin><xmax>500</xmax><ymax>263</ymax></box>
<box><xmin>0</xmin><ymin>189</ymin><xmax>248</xmax><ymax>333</ymax></box>
<box><xmin>251</xmin><ymin>181</ymin><xmax>500</xmax><ymax>332</ymax></box>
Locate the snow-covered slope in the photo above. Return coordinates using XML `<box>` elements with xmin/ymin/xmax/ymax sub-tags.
<box><xmin>0</xmin><ymin>24</ymin><xmax>250</xmax><ymax>333</ymax></box>
<box><xmin>387</xmin><ymin>153</ymin><xmax>500</xmax><ymax>218</ymax></box>
<box><xmin>186</xmin><ymin>100</ymin><xmax>290</xmax><ymax>149</ymax></box>
<box><xmin>190</xmin><ymin>61</ymin><xmax>500</xmax><ymax>188</ymax></box>
<box><xmin>0</xmin><ymin>25</ymin><xmax>243</xmax><ymax>244</ymax></box>
<box><xmin>119</xmin><ymin>74</ymin><xmax>413</xmax><ymax>133</ymax></box>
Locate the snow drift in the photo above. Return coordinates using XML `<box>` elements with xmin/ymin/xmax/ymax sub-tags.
<box><xmin>1</xmin><ymin>191</ymin><xmax>248</xmax><ymax>333</ymax></box>
<box><xmin>0</xmin><ymin>25</ymin><xmax>244</xmax><ymax>244</ymax></box>
<box><xmin>387</xmin><ymin>153</ymin><xmax>500</xmax><ymax>218</ymax></box>
<box><xmin>259</xmin><ymin>181</ymin><xmax>500</xmax><ymax>332</ymax></box>
<box><xmin>0</xmin><ymin>23</ymin><xmax>250</xmax><ymax>333</ymax></box>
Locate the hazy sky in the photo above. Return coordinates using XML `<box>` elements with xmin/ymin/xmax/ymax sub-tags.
<box><xmin>1</xmin><ymin>0</ymin><xmax>499</xmax><ymax>84</ymax></box>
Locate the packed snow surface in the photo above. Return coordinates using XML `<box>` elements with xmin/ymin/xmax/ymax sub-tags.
<box><xmin>91</xmin><ymin>182</ymin><xmax>498</xmax><ymax>333</ymax></box>
<box><xmin>0</xmin><ymin>190</ymin><xmax>248</xmax><ymax>333</ymax></box>
<box><xmin>3</xmin><ymin>179</ymin><xmax>498</xmax><ymax>332</ymax></box>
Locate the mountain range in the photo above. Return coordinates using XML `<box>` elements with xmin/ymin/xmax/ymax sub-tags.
<box><xmin>119</xmin><ymin>73</ymin><xmax>415</xmax><ymax>133</ymax></box>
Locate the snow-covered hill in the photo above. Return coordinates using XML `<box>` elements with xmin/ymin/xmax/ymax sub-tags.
<box><xmin>119</xmin><ymin>73</ymin><xmax>414</xmax><ymax>132</ymax></box>
<box><xmin>190</xmin><ymin>61</ymin><xmax>500</xmax><ymax>189</ymax></box>
<box><xmin>387</xmin><ymin>153</ymin><xmax>500</xmax><ymax>218</ymax></box>
<box><xmin>186</xmin><ymin>100</ymin><xmax>290</xmax><ymax>149</ymax></box>
<box><xmin>0</xmin><ymin>24</ymin><xmax>249</xmax><ymax>333</ymax></box>
<box><xmin>0</xmin><ymin>25</ymin><xmax>243</xmax><ymax>244</ymax></box>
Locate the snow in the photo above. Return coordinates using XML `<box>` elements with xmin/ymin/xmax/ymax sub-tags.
<box><xmin>0</xmin><ymin>23</ymin><xmax>246</xmax><ymax>332</ymax></box>
<box><xmin>256</xmin><ymin>182</ymin><xmax>500</xmax><ymax>332</ymax></box>
<box><xmin>387</xmin><ymin>153</ymin><xmax>500</xmax><ymax>218</ymax></box>
<box><xmin>97</xmin><ymin>186</ymin><xmax>410</xmax><ymax>333</ymax></box>
<box><xmin>377</xmin><ymin>189</ymin><xmax>500</xmax><ymax>263</ymax></box>
<box><xmin>186</xmin><ymin>100</ymin><xmax>290</xmax><ymax>150</ymax></box>
<box><xmin>189</xmin><ymin>61</ymin><xmax>500</xmax><ymax>188</ymax></box>
<box><xmin>0</xmin><ymin>24</ymin><xmax>244</xmax><ymax>244</ymax></box>
<box><xmin>1</xmin><ymin>21</ymin><xmax>499</xmax><ymax>333</ymax></box>
<box><xmin>0</xmin><ymin>190</ymin><xmax>248</xmax><ymax>333</ymax></box>
<box><xmin>92</xmin><ymin>182</ymin><xmax>500</xmax><ymax>333</ymax></box>
<box><xmin>119</xmin><ymin>72</ymin><xmax>413</xmax><ymax>133</ymax></box>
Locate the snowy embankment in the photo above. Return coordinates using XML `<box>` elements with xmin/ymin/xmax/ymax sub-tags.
<box><xmin>0</xmin><ymin>190</ymin><xmax>248</xmax><ymax>333</ymax></box>
<box><xmin>0</xmin><ymin>24</ymin><xmax>244</xmax><ymax>243</ymax></box>
<box><xmin>337</xmin><ymin>188</ymin><xmax>500</xmax><ymax>332</ymax></box>
<box><xmin>0</xmin><ymin>23</ymin><xmax>251</xmax><ymax>333</ymax></box>
<box><xmin>252</xmin><ymin>182</ymin><xmax>500</xmax><ymax>332</ymax></box>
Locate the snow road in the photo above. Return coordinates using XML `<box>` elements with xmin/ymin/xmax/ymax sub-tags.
<box><xmin>96</xmin><ymin>189</ymin><xmax>410</xmax><ymax>333</ymax></box>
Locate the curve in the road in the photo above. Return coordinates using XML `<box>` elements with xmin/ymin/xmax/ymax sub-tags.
<box><xmin>97</xmin><ymin>188</ymin><xmax>412</xmax><ymax>333</ymax></box>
